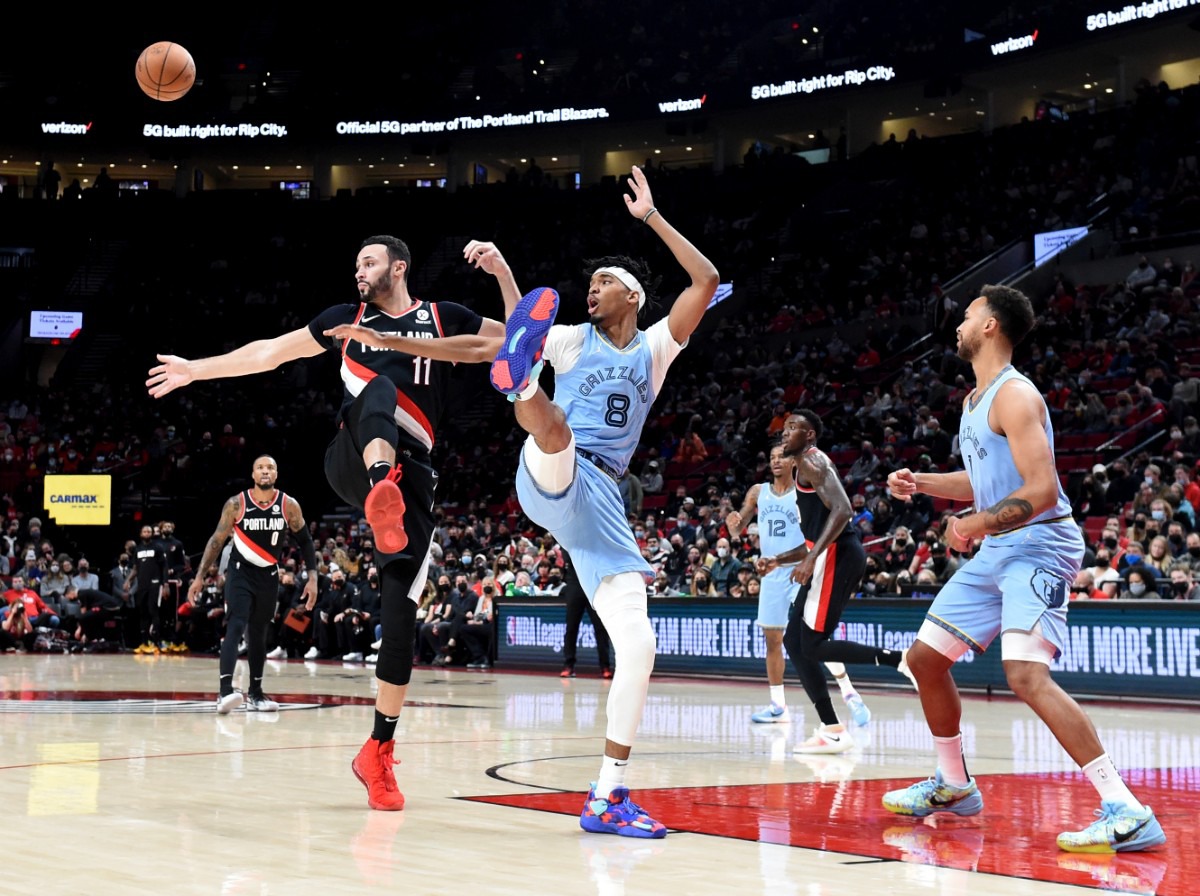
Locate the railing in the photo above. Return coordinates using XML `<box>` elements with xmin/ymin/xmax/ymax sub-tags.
<box><xmin>1096</xmin><ymin>407</ymin><xmax>1165</xmax><ymax>454</ymax></box>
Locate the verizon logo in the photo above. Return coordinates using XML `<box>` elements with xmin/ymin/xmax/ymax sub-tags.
<box><xmin>40</xmin><ymin>121</ymin><xmax>92</xmax><ymax>135</ymax></box>
<box><xmin>658</xmin><ymin>94</ymin><xmax>706</xmax><ymax>113</ymax></box>
<box><xmin>991</xmin><ymin>30</ymin><xmax>1038</xmax><ymax>55</ymax></box>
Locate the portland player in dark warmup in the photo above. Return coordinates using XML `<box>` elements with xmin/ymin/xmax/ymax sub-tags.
<box><xmin>148</xmin><ymin>235</ymin><xmax>505</xmax><ymax>810</ymax></box>
<box><xmin>189</xmin><ymin>454</ymin><xmax>319</xmax><ymax>713</ymax></box>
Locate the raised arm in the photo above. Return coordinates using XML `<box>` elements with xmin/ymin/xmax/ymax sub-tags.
<box><xmin>464</xmin><ymin>240</ymin><xmax>524</xmax><ymax>322</ymax></box>
<box><xmin>148</xmin><ymin>326</ymin><xmax>324</xmax><ymax>399</ymax></box>
<box><xmin>622</xmin><ymin>166</ymin><xmax>719</xmax><ymax>344</ymax></box>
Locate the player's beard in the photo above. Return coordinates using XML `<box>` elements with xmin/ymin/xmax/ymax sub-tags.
<box><xmin>957</xmin><ymin>331</ymin><xmax>980</xmax><ymax>363</ymax></box>
<box><xmin>361</xmin><ymin>270</ymin><xmax>392</xmax><ymax>302</ymax></box>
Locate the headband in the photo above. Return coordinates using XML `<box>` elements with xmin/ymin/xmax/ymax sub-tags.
<box><xmin>594</xmin><ymin>266</ymin><xmax>645</xmax><ymax>310</ymax></box>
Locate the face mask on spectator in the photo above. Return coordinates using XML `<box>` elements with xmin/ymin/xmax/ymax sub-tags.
<box><xmin>1129</xmin><ymin>582</ymin><xmax>1147</xmax><ymax>596</ymax></box>
<box><xmin>1125</xmin><ymin>551</ymin><xmax>1142</xmax><ymax>564</ymax></box>
<box><xmin>1189</xmin><ymin>547</ymin><xmax>1200</xmax><ymax>558</ymax></box>
<box><xmin>1151</xmin><ymin>510</ymin><xmax>1166</xmax><ymax>521</ymax></box>
<box><xmin>1172</xmin><ymin>581</ymin><xmax>1190</xmax><ymax>596</ymax></box>
<box><xmin>1103</xmin><ymin>537</ymin><xmax>1118</xmax><ymax>549</ymax></box>
<box><xmin>717</xmin><ymin>547</ymin><xmax>729</xmax><ymax>558</ymax></box>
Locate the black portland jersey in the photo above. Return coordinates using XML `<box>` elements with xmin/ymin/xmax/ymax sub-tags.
<box><xmin>309</xmin><ymin>300</ymin><xmax>484</xmax><ymax>452</ymax></box>
<box><xmin>134</xmin><ymin>540</ymin><xmax>167</xmax><ymax>585</ymax></box>
<box><xmin>794</xmin><ymin>447</ymin><xmax>856</xmax><ymax>545</ymax></box>
<box><xmin>232</xmin><ymin>489</ymin><xmax>292</xmax><ymax>567</ymax></box>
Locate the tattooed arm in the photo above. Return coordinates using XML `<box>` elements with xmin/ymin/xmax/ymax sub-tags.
<box><xmin>767</xmin><ymin>451</ymin><xmax>853</xmax><ymax>586</ymax></box>
<box><xmin>188</xmin><ymin>495</ymin><xmax>240</xmax><ymax>604</ymax></box>
<box><xmin>950</xmin><ymin>379</ymin><xmax>1059</xmax><ymax>549</ymax></box>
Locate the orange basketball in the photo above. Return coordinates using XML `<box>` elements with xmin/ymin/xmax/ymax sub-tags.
<box><xmin>135</xmin><ymin>41</ymin><xmax>195</xmax><ymax>101</ymax></box>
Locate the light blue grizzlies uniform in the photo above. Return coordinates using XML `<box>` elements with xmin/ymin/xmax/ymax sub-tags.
<box><xmin>516</xmin><ymin>318</ymin><xmax>683</xmax><ymax>598</ymax></box>
<box><xmin>928</xmin><ymin>365</ymin><xmax>1084</xmax><ymax>658</ymax></box>
<box><xmin>755</xmin><ymin>481</ymin><xmax>803</xmax><ymax>629</ymax></box>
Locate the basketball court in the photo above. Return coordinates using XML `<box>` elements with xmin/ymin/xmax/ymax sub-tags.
<box><xmin>1</xmin><ymin>653</ymin><xmax>1193</xmax><ymax>894</ymax></box>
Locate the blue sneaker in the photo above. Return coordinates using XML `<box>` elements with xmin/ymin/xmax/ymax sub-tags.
<box><xmin>580</xmin><ymin>783</ymin><xmax>667</xmax><ymax>839</ymax></box>
<box><xmin>750</xmin><ymin>702</ymin><xmax>790</xmax><ymax>724</ymax></box>
<box><xmin>882</xmin><ymin>770</ymin><xmax>984</xmax><ymax>817</ymax></box>
<box><xmin>490</xmin><ymin>287</ymin><xmax>559</xmax><ymax>400</ymax></box>
<box><xmin>1056</xmin><ymin>801</ymin><xmax>1166</xmax><ymax>853</ymax></box>
<box><xmin>843</xmin><ymin>692</ymin><xmax>871</xmax><ymax>726</ymax></box>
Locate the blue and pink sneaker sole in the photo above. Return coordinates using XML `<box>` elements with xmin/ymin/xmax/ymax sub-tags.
<box><xmin>490</xmin><ymin>287</ymin><xmax>559</xmax><ymax>400</ymax></box>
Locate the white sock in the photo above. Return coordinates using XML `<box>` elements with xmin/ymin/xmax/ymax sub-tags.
<box><xmin>595</xmin><ymin>755</ymin><xmax>628</xmax><ymax>799</ymax></box>
<box><xmin>933</xmin><ymin>733</ymin><xmax>970</xmax><ymax>787</ymax></box>
<box><xmin>826</xmin><ymin>663</ymin><xmax>856</xmax><ymax>698</ymax></box>
<box><xmin>515</xmin><ymin>379</ymin><xmax>541</xmax><ymax>401</ymax></box>
<box><xmin>769</xmin><ymin>684</ymin><xmax>785</xmax><ymax>708</ymax></box>
<box><xmin>1082</xmin><ymin>753</ymin><xmax>1143</xmax><ymax>811</ymax></box>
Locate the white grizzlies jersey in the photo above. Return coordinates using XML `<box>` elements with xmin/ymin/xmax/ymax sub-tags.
<box><xmin>756</xmin><ymin>482</ymin><xmax>804</xmax><ymax>557</ymax></box>
<box><xmin>543</xmin><ymin>317</ymin><xmax>683</xmax><ymax>473</ymax></box>
<box><xmin>957</xmin><ymin>366</ymin><xmax>1074</xmax><ymax>524</ymax></box>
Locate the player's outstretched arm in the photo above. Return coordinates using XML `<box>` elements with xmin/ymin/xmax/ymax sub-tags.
<box><xmin>323</xmin><ymin>325</ymin><xmax>502</xmax><ymax>363</ymax></box>
<box><xmin>887</xmin><ymin>467</ymin><xmax>974</xmax><ymax>502</ymax></box>
<box><xmin>622</xmin><ymin>165</ymin><xmax>719</xmax><ymax>344</ymax></box>
<box><xmin>463</xmin><ymin>240</ymin><xmax>523</xmax><ymax>322</ymax></box>
<box><xmin>148</xmin><ymin>327</ymin><xmax>323</xmax><ymax>398</ymax></box>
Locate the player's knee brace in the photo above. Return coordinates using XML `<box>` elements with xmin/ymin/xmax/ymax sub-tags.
<box><xmin>592</xmin><ymin>573</ymin><xmax>655</xmax><ymax>746</ymax></box>
<box><xmin>594</xmin><ymin>572</ymin><xmax>655</xmax><ymax>678</ymax></box>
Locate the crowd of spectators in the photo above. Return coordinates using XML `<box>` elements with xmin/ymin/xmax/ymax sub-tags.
<box><xmin>3</xmin><ymin>72</ymin><xmax>1200</xmax><ymax>656</ymax></box>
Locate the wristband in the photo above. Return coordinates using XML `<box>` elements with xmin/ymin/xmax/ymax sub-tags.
<box><xmin>950</xmin><ymin>517</ymin><xmax>967</xmax><ymax>544</ymax></box>
<box><xmin>642</xmin><ymin>207</ymin><xmax>658</xmax><ymax>223</ymax></box>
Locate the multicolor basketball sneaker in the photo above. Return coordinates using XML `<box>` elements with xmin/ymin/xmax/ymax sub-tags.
<box><xmin>580</xmin><ymin>783</ymin><xmax>667</xmax><ymax>839</ymax></box>
<box><xmin>490</xmin><ymin>287</ymin><xmax>559</xmax><ymax>401</ymax></box>
<box><xmin>882</xmin><ymin>770</ymin><xmax>984</xmax><ymax>817</ymax></box>
<box><xmin>1056</xmin><ymin>801</ymin><xmax>1166</xmax><ymax>853</ymax></box>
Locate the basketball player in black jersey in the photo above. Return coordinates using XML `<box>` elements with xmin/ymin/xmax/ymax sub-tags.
<box><xmin>148</xmin><ymin>235</ymin><xmax>505</xmax><ymax>810</ymax></box>
<box><xmin>759</xmin><ymin>410</ymin><xmax>914</xmax><ymax>754</ymax></box>
<box><xmin>189</xmin><ymin>455</ymin><xmax>319</xmax><ymax>713</ymax></box>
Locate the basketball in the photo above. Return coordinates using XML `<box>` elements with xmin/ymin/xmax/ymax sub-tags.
<box><xmin>135</xmin><ymin>41</ymin><xmax>195</xmax><ymax>101</ymax></box>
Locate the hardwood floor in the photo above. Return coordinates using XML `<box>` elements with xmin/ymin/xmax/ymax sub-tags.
<box><xmin>1</xmin><ymin>652</ymin><xmax>1192</xmax><ymax>895</ymax></box>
